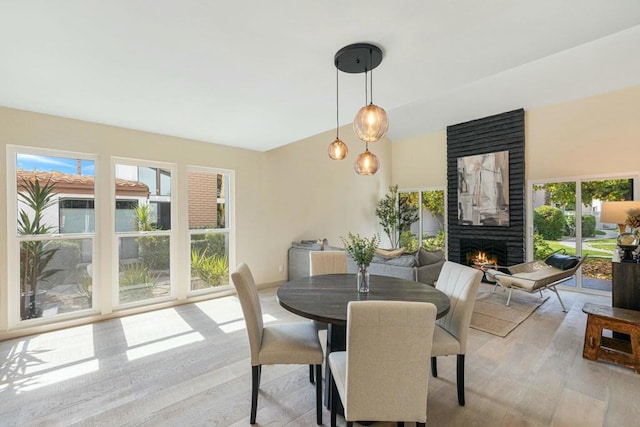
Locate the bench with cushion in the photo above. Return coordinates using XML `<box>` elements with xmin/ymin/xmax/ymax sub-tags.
<box><xmin>485</xmin><ymin>253</ymin><xmax>587</xmax><ymax>312</ymax></box>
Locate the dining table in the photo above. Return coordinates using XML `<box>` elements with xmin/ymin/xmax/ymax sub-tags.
<box><xmin>276</xmin><ymin>273</ymin><xmax>451</xmax><ymax>411</ymax></box>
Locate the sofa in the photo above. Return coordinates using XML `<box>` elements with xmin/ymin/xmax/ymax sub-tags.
<box><xmin>346</xmin><ymin>247</ymin><xmax>446</xmax><ymax>286</ymax></box>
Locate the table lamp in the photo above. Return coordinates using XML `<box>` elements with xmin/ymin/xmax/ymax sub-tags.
<box><xmin>600</xmin><ymin>201</ymin><xmax>640</xmax><ymax>234</ymax></box>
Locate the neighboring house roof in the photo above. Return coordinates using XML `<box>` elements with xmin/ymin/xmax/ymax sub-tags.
<box><xmin>17</xmin><ymin>169</ymin><xmax>150</xmax><ymax>197</ymax></box>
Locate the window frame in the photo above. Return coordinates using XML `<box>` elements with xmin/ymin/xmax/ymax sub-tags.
<box><xmin>6</xmin><ymin>145</ymin><xmax>100</xmax><ymax>330</ymax></box>
<box><xmin>186</xmin><ymin>165</ymin><xmax>235</xmax><ymax>297</ymax></box>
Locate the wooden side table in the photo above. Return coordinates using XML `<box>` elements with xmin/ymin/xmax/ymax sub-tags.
<box><xmin>582</xmin><ymin>303</ymin><xmax>640</xmax><ymax>373</ymax></box>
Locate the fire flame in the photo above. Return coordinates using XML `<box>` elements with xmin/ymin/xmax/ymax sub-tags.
<box><xmin>467</xmin><ymin>250</ymin><xmax>498</xmax><ymax>268</ymax></box>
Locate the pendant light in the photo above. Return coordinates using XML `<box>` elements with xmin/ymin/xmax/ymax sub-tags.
<box><xmin>328</xmin><ymin>67</ymin><xmax>347</xmax><ymax>160</ymax></box>
<box><xmin>354</xmin><ymin>142</ymin><xmax>379</xmax><ymax>176</ymax></box>
<box><xmin>353</xmin><ymin>66</ymin><xmax>388</xmax><ymax>143</ymax></box>
<box><xmin>333</xmin><ymin>43</ymin><xmax>387</xmax><ymax>175</ymax></box>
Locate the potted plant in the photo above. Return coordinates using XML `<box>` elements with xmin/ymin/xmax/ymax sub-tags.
<box><xmin>341</xmin><ymin>232</ymin><xmax>379</xmax><ymax>293</ymax></box>
<box><xmin>376</xmin><ymin>185</ymin><xmax>419</xmax><ymax>249</ymax></box>
<box><xmin>17</xmin><ymin>176</ymin><xmax>60</xmax><ymax>319</ymax></box>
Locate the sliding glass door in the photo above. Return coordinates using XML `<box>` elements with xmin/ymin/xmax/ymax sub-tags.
<box><xmin>530</xmin><ymin>177</ymin><xmax>634</xmax><ymax>293</ymax></box>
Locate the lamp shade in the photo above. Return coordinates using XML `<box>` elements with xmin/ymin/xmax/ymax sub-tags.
<box><xmin>353</xmin><ymin>103</ymin><xmax>389</xmax><ymax>143</ymax></box>
<box><xmin>328</xmin><ymin>137</ymin><xmax>348</xmax><ymax>160</ymax></box>
<box><xmin>600</xmin><ymin>201</ymin><xmax>640</xmax><ymax>233</ymax></box>
<box><xmin>354</xmin><ymin>148</ymin><xmax>379</xmax><ymax>175</ymax></box>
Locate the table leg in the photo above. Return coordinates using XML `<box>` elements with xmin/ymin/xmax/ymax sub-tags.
<box><xmin>326</xmin><ymin>323</ymin><xmax>346</xmax><ymax>414</ymax></box>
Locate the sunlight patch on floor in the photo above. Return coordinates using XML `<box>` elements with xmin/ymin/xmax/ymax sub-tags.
<box><xmin>126</xmin><ymin>331</ymin><xmax>204</xmax><ymax>361</ymax></box>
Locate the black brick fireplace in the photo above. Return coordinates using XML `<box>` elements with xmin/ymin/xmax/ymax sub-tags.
<box><xmin>447</xmin><ymin>109</ymin><xmax>525</xmax><ymax>267</ymax></box>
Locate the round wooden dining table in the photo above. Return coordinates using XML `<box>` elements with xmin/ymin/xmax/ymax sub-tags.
<box><xmin>277</xmin><ymin>273</ymin><xmax>450</xmax><ymax>324</ymax></box>
<box><xmin>277</xmin><ymin>273</ymin><xmax>450</xmax><ymax>411</ymax></box>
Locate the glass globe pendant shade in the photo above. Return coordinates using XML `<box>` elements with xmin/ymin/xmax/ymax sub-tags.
<box><xmin>328</xmin><ymin>137</ymin><xmax>348</xmax><ymax>160</ymax></box>
<box><xmin>353</xmin><ymin>103</ymin><xmax>389</xmax><ymax>143</ymax></box>
<box><xmin>354</xmin><ymin>148</ymin><xmax>379</xmax><ymax>175</ymax></box>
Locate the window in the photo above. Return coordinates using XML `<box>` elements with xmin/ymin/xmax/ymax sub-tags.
<box><xmin>188</xmin><ymin>168</ymin><xmax>232</xmax><ymax>292</ymax></box>
<box><xmin>398</xmin><ymin>189</ymin><xmax>446</xmax><ymax>251</ymax></box>
<box><xmin>11</xmin><ymin>150</ymin><xmax>96</xmax><ymax>323</ymax></box>
<box><xmin>114</xmin><ymin>162</ymin><xmax>174</xmax><ymax>306</ymax></box>
<box><xmin>6</xmin><ymin>148</ymin><xmax>235</xmax><ymax>331</ymax></box>
<box><xmin>530</xmin><ymin>177</ymin><xmax>635</xmax><ymax>293</ymax></box>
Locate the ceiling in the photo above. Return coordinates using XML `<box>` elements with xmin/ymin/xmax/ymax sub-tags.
<box><xmin>2</xmin><ymin>1</ymin><xmax>640</xmax><ymax>152</ymax></box>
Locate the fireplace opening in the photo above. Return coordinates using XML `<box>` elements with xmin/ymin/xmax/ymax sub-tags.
<box><xmin>460</xmin><ymin>239</ymin><xmax>508</xmax><ymax>282</ymax></box>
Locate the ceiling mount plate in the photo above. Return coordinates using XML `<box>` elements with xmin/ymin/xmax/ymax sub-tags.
<box><xmin>335</xmin><ymin>43</ymin><xmax>383</xmax><ymax>73</ymax></box>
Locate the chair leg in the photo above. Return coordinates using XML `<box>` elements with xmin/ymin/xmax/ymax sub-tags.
<box><xmin>251</xmin><ymin>365</ymin><xmax>260</xmax><ymax>424</ymax></box>
<box><xmin>309</xmin><ymin>364</ymin><xmax>315</xmax><ymax>384</ymax></box>
<box><xmin>550</xmin><ymin>285</ymin><xmax>568</xmax><ymax>312</ymax></box>
<box><xmin>431</xmin><ymin>356</ymin><xmax>438</xmax><ymax>377</ymax></box>
<box><xmin>506</xmin><ymin>287</ymin><xmax>513</xmax><ymax>306</ymax></box>
<box><xmin>456</xmin><ymin>354</ymin><xmax>465</xmax><ymax>406</ymax></box>
<box><xmin>315</xmin><ymin>364</ymin><xmax>322</xmax><ymax>425</ymax></box>
<box><xmin>331</xmin><ymin>374</ymin><xmax>338</xmax><ymax>427</ymax></box>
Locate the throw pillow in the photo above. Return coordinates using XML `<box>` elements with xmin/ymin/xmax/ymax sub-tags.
<box><xmin>416</xmin><ymin>247</ymin><xmax>444</xmax><ymax>266</ymax></box>
<box><xmin>375</xmin><ymin>247</ymin><xmax>406</xmax><ymax>258</ymax></box>
<box><xmin>377</xmin><ymin>254</ymin><xmax>417</xmax><ymax>268</ymax></box>
<box><xmin>544</xmin><ymin>253</ymin><xmax>579</xmax><ymax>270</ymax></box>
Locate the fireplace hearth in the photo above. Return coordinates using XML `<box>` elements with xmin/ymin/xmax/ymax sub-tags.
<box><xmin>461</xmin><ymin>239</ymin><xmax>507</xmax><ymax>268</ymax></box>
<box><xmin>460</xmin><ymin>239</ymin><xmax>508</xmax><ymax>282</ymax></box>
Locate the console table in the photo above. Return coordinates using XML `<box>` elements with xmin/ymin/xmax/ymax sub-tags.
<box><xmin>612</xmin><ymin>260</ymin><xmax>640</xmax><ymax>340</ymax></box>
<box><xmin>612</xmin><ymin>260</ymin><xmax>640</xmax><ymax>312</ymax></box>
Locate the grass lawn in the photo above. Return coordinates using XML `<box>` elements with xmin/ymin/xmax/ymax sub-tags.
<box><xmin>544</xmin><ymin>240</ymin><xmax>613</xmax><ymax>258</ymax></box>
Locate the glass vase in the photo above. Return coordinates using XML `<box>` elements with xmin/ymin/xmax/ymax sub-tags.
<box><xmin>357</xmin><ymin>267</ymin><xmax>370</xmax><ymax>293</ymax></box>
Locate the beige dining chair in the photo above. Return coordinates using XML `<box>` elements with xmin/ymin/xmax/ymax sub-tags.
<box><xmin>430</xmin><ymin>261</ymin><xmax>482</xmax><ymax>406</ymax></box>
<box><xmin>310</xmin><ymin>250</ymin><xmax>348</xmax><ymax>276</ymax></box>
<box><xmin>231</xmin><ymin>263</ymin><xmax>324</xmax><ymax>425</ymax></box>
<box><xmin>329</xmin><ymin>300</ymin><xmax>437</xmax><ymax>427</ymax></box>
<box><xmin>309</xmin><ymin>250</ymin><xmax>348</xmax><ymax>331</ymax></box>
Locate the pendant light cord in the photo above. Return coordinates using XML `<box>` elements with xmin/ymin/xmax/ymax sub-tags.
<box><xmin>336</xmin><ymin>66</ymin><xmax>340</xmax><ymax>138</ymax></box>
<box><xmin>364</xmin><ymin>68</ymin><xmax>369</xmax><ymax>105</ymax></box>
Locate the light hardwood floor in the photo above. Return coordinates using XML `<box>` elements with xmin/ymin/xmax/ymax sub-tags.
<box><xmin>1</xmin><ymin>285</ymin><xmax>639</xmax><ymax>426</ymax></box>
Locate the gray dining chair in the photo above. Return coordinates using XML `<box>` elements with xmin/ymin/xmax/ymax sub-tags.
<box><xmin>430</xmin><ymin>261</ymin><xmax>482</xmax><ymax>406</ymax></box>
<box><xmin>329</xmin><ymin>300</ymin><xmax>437</xmax><ymax>427</ymax></box>
<box><xmin>231</xmin><ymin>263</ymin><xmax>324</xmax><ymax>425</ymax></box>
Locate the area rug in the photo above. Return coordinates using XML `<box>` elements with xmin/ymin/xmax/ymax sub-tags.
<box><xmin>470</xmin><ymin>284</ymin><xmax>549</xmax><ymax>337</ymax></box>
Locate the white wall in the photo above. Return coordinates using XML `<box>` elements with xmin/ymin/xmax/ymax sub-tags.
<box><xmin>390</xmin><ymin>85</ymin><xmax>640</xmax><ymax>199</ymax></box>
<box><xmin>264</xmin><ymin>124</ymin><xmax>392</xmax><ymax>261</ymax></box>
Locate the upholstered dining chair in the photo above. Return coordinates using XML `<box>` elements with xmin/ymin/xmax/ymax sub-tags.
<box><xmin>430</xmin><ymin>261</ymin><xmax>482</xmax><ymax>406</ymax></box>
<box><xmin>329</xmin><ymin>301</ymin><xmax>437</xmax><ymax>427</ymax></box>
<box><xmin>310</xmin><ymin>250</ymin><xmax>348</xmax><ymax>276</ymax></box>
<box><xmin>309</xmin><ymin>250</ymin><xmax>348</xmax><ymax>333</ymax></box>
<box><xmin>231</xmin><ymin>263</ymin><xmax>324</xmax><ymax>425</ymax></box>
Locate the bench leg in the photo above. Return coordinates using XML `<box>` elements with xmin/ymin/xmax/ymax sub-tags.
<box><xmin>549</xmin><ymin>285</ymin><xmax>567</xmax><ymax>312</ymax></box>
<box><xmin>631</xmin><ymin>330</ymin><xmax>640</xmax><ymax>374</ymax></box>
<box><xmin>583</xmin><ymin>315</ymin><xmax>602</xmax><ymax>361</ymax></box>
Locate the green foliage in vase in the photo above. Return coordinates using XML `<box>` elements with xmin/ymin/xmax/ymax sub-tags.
<box><xmin>341</xmin><ymin>233</ymin><xmax>379</xmax><ymax>268</ymax></box>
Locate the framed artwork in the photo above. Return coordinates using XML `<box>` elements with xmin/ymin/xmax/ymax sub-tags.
<box><xmin>457</xmin><ymin>150</ymin><xmax>509</xmax><ymax>226</ymax></box>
